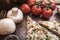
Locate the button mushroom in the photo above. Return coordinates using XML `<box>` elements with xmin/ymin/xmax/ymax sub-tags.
<box><xmin>0</xmin><ymin>18</ymin><xmax>16</xmax><ymax>35</ymax></box>
<box><xmin>7</xmin><ymin>7</ymin><xmax>23</xmax><ymax>23</ymax></box>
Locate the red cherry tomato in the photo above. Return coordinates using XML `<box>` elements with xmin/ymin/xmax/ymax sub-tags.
<box><xmin>27</xmin><ymin>0</ymin><xmax>35</xmax><ymax>6</ymax></box>
<box><xmin>31</xmin><ymin>5</ymin><xmax>42</xmax><ymax>15</ymax></box>
<box><xmin>51</xmin><ymin>3</ymin><xmax>56</xmax><ymax>10</ymax></box>
<box><xmin>42</xmin><ymin>8</ymin><xmax>53</xmax><ymax>19</ymax></box>
<box><xmin>20</xmin><ymin>4</ymin><xmax>30</xmax><ymax>14</ymax></box>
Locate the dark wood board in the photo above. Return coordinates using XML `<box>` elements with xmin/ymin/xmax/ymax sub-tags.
<box><xmin>0</xmin><ymin>5</ymin><xmax>60</xmax><ymax>40</ymax></box>
<box><xmin>15</xmin><ymin>15</ymin><xmax>27</xmax><ymax>40</ymax></box>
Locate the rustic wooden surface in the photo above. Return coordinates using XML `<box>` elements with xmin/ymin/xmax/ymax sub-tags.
<box><xmin>0</xmin><ymin>5</ymin><xmax>60</xmax><ymax>40</ymax></box>
<box><xmin>15</xmin><ymin>15</ymin><xmax>27</xmax><ymax>40</ymax></box>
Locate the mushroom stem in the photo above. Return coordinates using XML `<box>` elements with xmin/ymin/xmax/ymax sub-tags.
<box><xmin>12</xmin><ymin>7</ymin><xmax>18</xmax><ymax>16</ymax></box>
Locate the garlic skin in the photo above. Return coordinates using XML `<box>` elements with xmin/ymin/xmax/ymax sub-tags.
<box><xmin>0</xmin><ymin>18</ymin><xmax>16</xmax><ymax>35</ymax></box>
<box><xmin>7</xmin><ymin>7</ymin><xmax>23</xmax><ymax>23</ymax></box>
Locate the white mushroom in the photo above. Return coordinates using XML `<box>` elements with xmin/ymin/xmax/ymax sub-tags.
<box><xmin>7</xmin><ymin>7</ymin><xmax>23</xmax><ymax>23</ymax></box>
<box><xmin>0</xmin><ymin>18</ymin><xmax>16</xmax><ymax>35</ymax></box>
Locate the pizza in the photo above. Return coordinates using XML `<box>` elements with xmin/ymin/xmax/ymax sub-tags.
<box><xmin>27</xmin><ymin>16</ymin><xmax>46</xmax><ymax>40</ymax></box>
<box><xmin>26</xmin><ymin>16</ymin><xmax>60</xmax><ymax>40</ymax></box>
<box><xmin>39</xmin><ymin>21</ymin><xmax>60</xmax><ymax>35</ymax></box>
<box><xmin>45</xmin><ymin>0</ymin><xmax>60</xmax><ymax>3</ymax></box>
<box><xmin>52</xmin><ymin>0</ymin><xmax>60</xmax><ymax>3</ymax></box>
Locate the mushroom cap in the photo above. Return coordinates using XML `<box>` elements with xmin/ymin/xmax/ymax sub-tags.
<box><xmin>7</xmin><ymin>7</ymin><xmax>23</xmax><ymax>23</ymax></box>
<box><xmin>0</xmin><ymin>18</ymin><xmax>16</xmax><ymax>35</ymax></box>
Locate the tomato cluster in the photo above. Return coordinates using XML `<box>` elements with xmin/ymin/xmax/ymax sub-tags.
<box><xmin>20</xmin><ymin>0</ymin><xmax>56</xmax><ymax>19</ymax></box>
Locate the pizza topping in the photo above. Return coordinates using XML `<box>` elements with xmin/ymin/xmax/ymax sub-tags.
<box><xmin>27</xmin><ymin>16</ymin><xmax>60</xmax><ymax>40</ymax></box>
<box><xmin>39</xmin><ymin>21</ymin><xmax>60</xmax><ymax>34</ymax></box>
<box><xmin>27</xmin><ymin>16</ymin><xmax>46</xmax><ymax>40</ymax></box>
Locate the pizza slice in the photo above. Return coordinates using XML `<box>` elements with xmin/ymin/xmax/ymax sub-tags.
<box><xmin>39</xmin><ymin>21</ymin><xmax>60</xmax><ymax>36</ymax></box>
<box><xmin>27</xmin><ymin>16</ymin><xmax>47</xmax><ymax>40</ymax></box>
<box><xmin>43</xmin><ymin>27</ymin><xmax>60</xmax><ymax>40</ymax></box>
<box><xmin>26</xmin><ymin>16</ymin><xmax>60</xmax><ymax>40</ymax></box>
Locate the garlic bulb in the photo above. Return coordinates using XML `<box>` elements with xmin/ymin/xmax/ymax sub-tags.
<box><xmin>0</xmin><ymin>18</ymin><xmax>16</xmax><ymax>35</ymax></box>
<box><xmin>7</xmin><ymin>7</ymin><xmax>23</xmax><ymax>23</ymax></box>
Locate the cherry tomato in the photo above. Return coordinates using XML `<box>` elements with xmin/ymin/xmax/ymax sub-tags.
<box><xmin>51</xmin><ymin>3</ymin><xmax>56</xmax><ymax>10</ymax></box>
<box><xmin>20</xmin><ymin>4</ymin><xmax>30</xmax><ymax>14</ymax></box>
<box><xmin>31</xmin><ymin>5</ymin><xmax>42</xmax><ymax>15</ymax></box>
<box><xmin>27</xmin><ymin>0</ymin><xmax>35</xmax><ymax>6</ymax></box>
<box><xmin>42</xmin><ymin>8</ymin><xmax>53</xmax><ymax>19</ymax></box>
